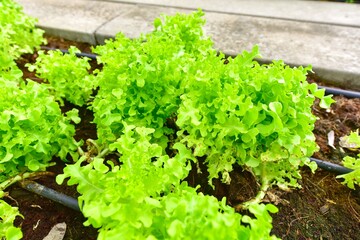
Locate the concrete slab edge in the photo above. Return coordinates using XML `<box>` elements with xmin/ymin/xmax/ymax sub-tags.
<box><xmin>34</xmin><ymin>23</ymin><xmax>360</xmax><ymax>92</ymax></box>
<box><xmin>41</xmin><ymin>26</ymin><xmax>97</xmax><ymax>45</ymax></box>
<box><xmin>105</xmin><ymin>0</ymin><xmax>360</xmax><ymax>28</ymax></box>
<box><xmin>312</xmin><ymin>67</ymin><xmax>360</xmax><ymax>92</ymax></box>
<box><xmin>40</xmin><ymin>25</ymin><xmax>360</xmax><ymax>92</ymax></box>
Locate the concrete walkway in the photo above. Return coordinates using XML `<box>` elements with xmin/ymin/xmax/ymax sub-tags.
<box><xmin>17</xmin><ymin>0</ymin><xmax>360</xmax><ymax>90</ymax></box>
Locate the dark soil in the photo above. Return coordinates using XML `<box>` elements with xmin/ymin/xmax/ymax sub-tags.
<box><xmin>9</xmin><ymin>162</ymin><xmax>97</xmax><ymax>240</ymax></box>
<box><xmin>270</xmin><ymin>95</ymin><xmax>360</xmax><ymax>240</ymax></box>
<box><xmin>7</xmin><ymin>35</ymin><xmax>360</xmax><ymax>240</ymax></box>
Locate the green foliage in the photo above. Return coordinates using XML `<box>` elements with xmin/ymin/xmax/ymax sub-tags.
<box><xmin>0</xmin><ymin>53</ymin><xmax>22</xmax><ymax>82</ymax></box>
<box><xmin>0</xmin><ymin>3</ymin><xmax>334</xmax><ymax>238</ymax></box>
<box><xmin>0</xmin><ymin>199</ymin><xmax>22</xmax><ymax>240</ymax></box>
<box><xmin>91</xmin><ymin>10</ymin><xmax>215</xmax><ymax>148</ymax></box>
<box><xmin>0</xmin><ymin>0</ymin><xmax>45</xmax><ymax>60</ymax></box>
<box><xmin>0</xmin><ymin>0</ymin><xmax>44</xmax><ymax>82</ymax></box>
<box><xmin>27</xmin><ymin>47</ymin><xmax>97</xmax><ymax>106</ymax></box>
<box><xmin>91</xmin><ymin>9</ymin><xmax>333</xmax><ymax>191</ymax></box>
<box><xmin>177</xmin><ymin>43</ymin><xmax>333</xmax><ymax>188</ymax></box>
<box><xmin>0</xmin><ymin>41</ymin><xmax>23</xmax><ymax>82</ymax></box>
<box><xmin>0</xmin><ymin>78</ymin><xmax>80</xmax><ymax>183</ymax></box>
<box><xmin>54</xmin><ymin>10</ymin><xmax>333</xmax><ymax>238</ymax></box>
<box><xmin>339</xmin><ymin>129</ymin><xmax>360</xmax><ymax>150</ymax></box>
<box><xmin>57</xmin><ymin>125</ymin><xmax>279</xmax><ymax>240</ymax></box>
<box><xmin>0</xmin><ymin>72</ymin><xmax>78</xmax><ymax>238</ymax></box>
<box><xmin>0</xmin><ymin>1</ymin><xmax>49</xmax><ymax>238</ymax></box>
<box><xmin>337</xmin><ymin>155</ymin><xmax>360</xmax><ymax>189</ymax></box>
<box><xmin>337</xmin><ymin>131</ymin><xmax>360</xmax><ymax>189</ymax></box>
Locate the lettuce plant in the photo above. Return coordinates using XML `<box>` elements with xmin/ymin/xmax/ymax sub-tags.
<box><xmin>337</xmin><ymin>155</ymin><xmax>360</xmax><ymax>189</ymax></box>
<box><xmin>177</xmin><ymin>47</ymin><xmax>334</xmax><ymax>192</ymax></box>
<box><xmin>27</xmin><ymin>47</ymin><xmax>97</xmax><ymax>106</ymax></box>
<box><xmin>337</xmin><ymin>131</ymin><xmax>360</xmax><ymax>189</ymax></box>
<box><xmin>0</xmin><ymin>199</ymin><xmax>23</xmax><ymax>240</ymax></box>
<box><xmin>91</xmin><ymin>10</ymin><xmax>215</xmax><ymax>148</ymax></box>
<box><xmin>0</xmin><ymin>0</ymin><xmax>45</xmax><ymax>60</ymax></box>
<box><xmin>0</xmin><ymin>78</ymin><xmax>80</xmax><ymax>183</ymax></box>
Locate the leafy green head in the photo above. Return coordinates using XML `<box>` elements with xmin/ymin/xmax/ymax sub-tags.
<box><xmin>91</xmin><ymin>10</ymin><xmax>215</xmax><ymax>148</ymax></box>
<box><xmin>0</xmin><ymin>0</ymin><xmax>45</xmax><ymax>59</ymax></box>
<box><xmin>176</xmin><ymin>46</ymin><xmax>334</xmax><ymax>188</ymax></box>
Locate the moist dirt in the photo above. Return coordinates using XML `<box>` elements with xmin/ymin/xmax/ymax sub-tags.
<box><xmin>8</xmin><ymin>35</ymin><xmax>360</xmax><ymax>240</ymax></box>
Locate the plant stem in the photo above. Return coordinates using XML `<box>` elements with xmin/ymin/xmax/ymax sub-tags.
<box><xmin>0</xmin><ymin>171</ymin><xmax>54</xmax><ymax>191</ymax></box>
<box><xmin>86</xmin><ymin>138</ymin><xmax>100</xmax><ymax>155</ymax></box>
<box><xmin>77</xmin><ymin>146</ymin><xmax>85</xmax><ymax>156</ymax></box>
<box><xmin>235</xmin><ymin>163</ymin><xmax>271</xmax><ymax>211</ymax></box>
<box><xmin>235</xmin><ymin>179</ymin><xmax>270</xmax><ymax>211</ymax></box>
<box><xmin>98</xmin><ymin>148</ymin><xmax>110</xmax><ymax>158</ymax></box>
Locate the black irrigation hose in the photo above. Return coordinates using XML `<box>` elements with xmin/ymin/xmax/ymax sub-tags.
<box><xmin>310</xmin><ymin>157</ymin><xmax>353</xmax><ymax>175</ymax></box>
<box><xmin>318</xmin><ymin>86</ymin><xmax>360</xmax><ymax>99</ymax></box>
<box><xmin>40</xmin><ymin>46</ymin><xmax>98</xmax><ymax>60</ymax></box>
<box><xmin>20</xmin><ymin>180</ymin><xmax>80</xmax><ymax>212</ymax></box>
<box><xmin>14</xmin><ymin>158</ymin><xmax>351</xmax><ymax>210</ymax></box>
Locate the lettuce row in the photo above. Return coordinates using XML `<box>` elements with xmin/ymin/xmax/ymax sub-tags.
<box><xmin>0</xmin><ymin>0</ymin><xmax>79</xmax><ymax>189</ymax></box>
<box><xmin>0</xmin><ymin>1</ymin><xmax>60</xmax><ymax>239</ymax></box>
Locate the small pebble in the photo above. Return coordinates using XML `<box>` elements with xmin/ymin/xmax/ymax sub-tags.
<box><xmin>42</xmin><ymin>222</ymin><xmax>66</xmax><ymax>240</ymax></box>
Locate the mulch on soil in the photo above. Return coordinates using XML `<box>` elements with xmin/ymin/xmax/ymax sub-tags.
<box><xmin>7</xmin><ymin>35</ymin><xmax>360</xmax><ymax>240</ymax></box>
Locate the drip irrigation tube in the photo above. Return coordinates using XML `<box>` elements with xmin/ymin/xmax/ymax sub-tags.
<box><xmin>317</xmin><ymin>86</ymin><xmax>360</xmax><ymax>99</ymax></box>
<box><xmin>20</xmin><ymin>180</ymin><xmax>80</xmax><ymax>212</ymax></box>
<box><xmin>14</xmin><ymin>158</ymin><xmax>351</xmax><ymax>210</ymax></box>
<box><xmin>309</xmin><ymin>157</ymin><xmax>353</xmax><ymax>175</ymax></box>
<box><xmin>40</xmin><ymin>46</ymin><xmax>98</xmax><ymax>60</ymax></box>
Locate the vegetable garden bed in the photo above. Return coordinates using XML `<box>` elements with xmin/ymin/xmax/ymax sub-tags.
<box><xmin>11</xmin><ymin>36</ymin><xmax>360</xmax><ymax>240</ymax></box>
<box><xmin>1</xmin><ymin>1</ymin><xmax>360</xmax><ymax>239</ymax></box>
